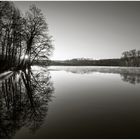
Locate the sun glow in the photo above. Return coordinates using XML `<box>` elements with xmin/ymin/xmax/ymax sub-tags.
<box><xmin>20</xmin><ymin>54</ymin><xmax>29</xmax><ymax>60</ymax></box>
<box><xmin>25</xmin><ymin>55</ymin><xmax>29</xmax><ymax>59</ymax></box>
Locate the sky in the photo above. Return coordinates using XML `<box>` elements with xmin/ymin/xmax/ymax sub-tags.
<box><xmin>14</xmin><ymin>1</ymin><xmax>140</xmax><ymax>60</ymax></box>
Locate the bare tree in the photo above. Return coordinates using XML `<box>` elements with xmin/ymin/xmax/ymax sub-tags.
<box><xmin>0</xmin><ymin>2</ymin><xmax>53</xmax><ymax>71</ymax></box>
<box><xmin>0</xmin><ymin>1</ymin><xmax>24</xmax><ymax>71</ymax></box>
<box><xmin>21</xmin><ymin>5</ymin><xmax>53</xmax><ymax>68</ymax></box>
<box><xmin>121</xmin><ymin>49</ymin><xmax>140</xmax><ymax>67</ymax></box>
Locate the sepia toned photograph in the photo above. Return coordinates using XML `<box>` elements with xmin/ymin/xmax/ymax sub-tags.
<box><xmin>0</xmin><ymin>1</ymin><xmax>140</xmax><ymax>139</ymax></box>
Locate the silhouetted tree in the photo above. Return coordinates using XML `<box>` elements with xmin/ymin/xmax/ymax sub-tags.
<box><xmin>20</xmin><ymin>5</ymin><xmax>53</xmax><ymax>68</ymax></box>
<box><xmin>0</xmin><ymin>1</ymin><xmax>25</xmax><ymax>71</ymax></box>
<box><xmin>121</xmin><ymin>49</ymin><xmax>140</xmax><ymax>67</ymax></box>
<box><xmin>0</xmin><ymin>2</ymin><xmax>53</xmax><ymax>72</ymax></box>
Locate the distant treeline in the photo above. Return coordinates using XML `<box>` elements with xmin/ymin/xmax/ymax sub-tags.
<box><xmin>33</xmin><ymin>49</ymin><xmax>140</xmax><ymax>67</ymax></box>
<box><xmin>49</xmin><ymin>58</ymin><xmax>121</xmax><ymax>66</ymax></box>
<box><xmin>33</xmin><ymin>58</ymin><xmax>122</xmax><ymax>66</ymax></box>
<box><xmin>121</xmin><ymin>49</ymin><xmax>140</xmax><ymax>67</ymax></box>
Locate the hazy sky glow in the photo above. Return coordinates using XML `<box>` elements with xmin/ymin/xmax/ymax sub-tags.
<box><xmin>14</xmin><ymin>1</ymin><xmax>140</xmax><ymax>60</ymax></box>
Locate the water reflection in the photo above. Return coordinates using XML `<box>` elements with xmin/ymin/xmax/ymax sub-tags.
<box><xmin>0</xmin><ymin>67</ymin><xmax>54</xmax><ymax>138</ymax></box>
<box><xmin>120</xmin><ymin>73</ymin><xmax>140</xmax><ymax>84</ymax></box>
<box><xmin>50</xmin><ymin>66</ymin><xmax>140</xmax><ymax>84</ymax></box>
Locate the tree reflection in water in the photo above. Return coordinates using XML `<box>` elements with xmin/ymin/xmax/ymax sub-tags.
<box><xmin>120</xmin><ymin>73</ymin><xmax>140</xmax><ymax>84</ymax></box>
<box><xmin>0</xmin><ymin>67</ymin><xmax>54</xmax><ymax>138</ymax></box>
<box><xmin>62</xmin><ymin>67</ymin><xmax>140</xmax><ymax>84</ymax></box>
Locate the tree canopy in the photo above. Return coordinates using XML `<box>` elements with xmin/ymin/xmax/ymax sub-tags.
<box><xmin>0</xmin><ymin>1</ymin><xmax>53</xmax><ymax>71</ymax></box>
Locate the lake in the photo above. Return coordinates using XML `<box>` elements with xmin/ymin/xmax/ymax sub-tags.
<box><xmin>0</xmin><ymin>66</ymin><xmax>140</xmax><ymax>138</ymax></box>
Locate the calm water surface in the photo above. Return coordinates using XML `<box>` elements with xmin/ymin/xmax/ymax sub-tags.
<box><xmin>1</xmin><ymin>66</ymin><xmax>140</xmax><ymax>138</ymax></box>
